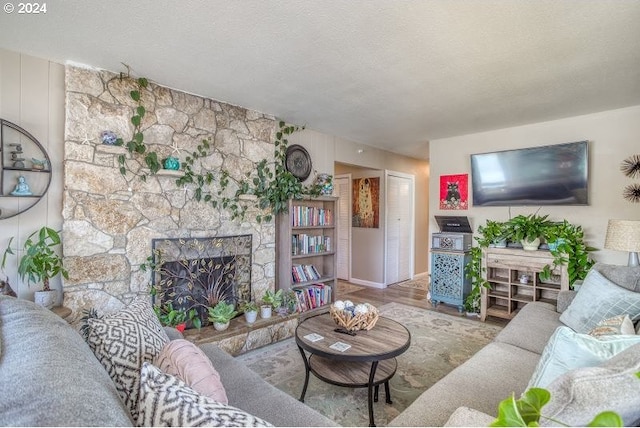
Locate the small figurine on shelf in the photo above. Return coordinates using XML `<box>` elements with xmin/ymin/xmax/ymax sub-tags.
<box><xmin>9</xmin><ymin>143</ymin><xmax>25</xmax><ymax>168</ymax></box>
<box><xmin>31</xmin><ymin>158</ymin><xmax>49</xmax><ymax>170</ymax></box>
<box><xmin>100</xmin><ymin>130</ymin><xmax>118</xmax><ymax>145</ymax></box>
<box><xmin>10</xmin><ymin>176</ymin><xmax>33</xmax><ymax>196</ymax></box>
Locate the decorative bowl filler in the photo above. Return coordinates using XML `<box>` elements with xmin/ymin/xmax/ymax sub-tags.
<box><xmin>330</xmin><ymin>300</ymin><xmax>379</xmax><ymax>333</ymax></box>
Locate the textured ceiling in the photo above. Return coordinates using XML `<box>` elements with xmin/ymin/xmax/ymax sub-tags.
<box><xmin>1</xmin><ymin>1</ymin><xmax>639</xmax><ymax>160</ymax></box>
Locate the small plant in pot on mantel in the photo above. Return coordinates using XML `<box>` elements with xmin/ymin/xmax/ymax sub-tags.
<box><xmin>2</xmin><ymin>226</ymin><xmax>68</xmax><ymax>308</ymax></box>
<box><xmin>260</xmin><ymin>289</ymin><xmax>283</xmax><ymax>319</ymax></box>
<box><xmin>239</xmin><ymin>300</ymin><xmax>259</xmax><ymax>324</ymax></box>
<box><xmin>208</xmin><ymin>301</ymin><xmax>238</xmax><ymax>331</ymax></box>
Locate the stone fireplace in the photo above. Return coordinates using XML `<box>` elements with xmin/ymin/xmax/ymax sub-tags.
<box><xmin>61</xmin><ymin>65</ymin><xmax>277</xmax><ymax>320</ymax></box>
<box><xmin>151</xmin><ymin>235</ymin><xmax>252</xmax><ymax>327</ymax></box>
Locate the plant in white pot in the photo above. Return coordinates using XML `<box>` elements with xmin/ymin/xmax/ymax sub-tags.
<box><xmin>2</xmin><ymin>227</ymin><xmax>68</xmax><ymax>308</ymax></box>
<box><xmin>260</xmin><ymin>289</ymin><xmax>283</xmax><ymax>319</ymax></box>
<box><xmin>207</xmin><ymin>301</ymin><xmax>238</xmax><ymax>331</ymax></box>
<box><xmin>239</xmin><ymin>300</ymin><xmax>259</xmax><ymax>324</ymax></box>
<box><xmin>505</xmin><ymin>213</ymin><xmax>553</xmax><ymax>251</ymax></box>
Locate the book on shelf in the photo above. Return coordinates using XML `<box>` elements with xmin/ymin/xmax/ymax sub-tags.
<box><xmin>291</xmin><ymin>205</ymin><xmax>333</xmax><ymax>227</ymax></box>
<box><xmin>291</xmin><ymin>263</ymin><xmax>322</xmax><ymax>283</ymax></box>
<box><xmin>292</xmin><ymin>283</ymin><xmax>332</xmax><ymax>312</ymax></box>
<box><xmin>291</xmin><ymin>234</ymin><xmax>332</xmax><ymax>255</ymax></box>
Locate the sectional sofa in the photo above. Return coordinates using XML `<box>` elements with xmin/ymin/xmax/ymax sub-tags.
<box><xmin>1</xmin><ymin>262</ymin><xmax>639</xmax><ymax>426</ymax></box>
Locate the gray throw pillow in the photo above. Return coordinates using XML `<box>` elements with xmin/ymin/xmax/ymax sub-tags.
<box><xmin>559</xmin><ymin>269</ymin><xmax>640</xmax><ymax>333</ymax></box>
<box><xmin>540</xmin><ymin>343</ymin><xmax>640</xmax><ymax>427</ymax></box>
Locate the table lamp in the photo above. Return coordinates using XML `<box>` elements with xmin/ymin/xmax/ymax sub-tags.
<box><xmin>604</xmin><ymin>219</ymin><xmax>640</xmax><ymax>267</ymax></box>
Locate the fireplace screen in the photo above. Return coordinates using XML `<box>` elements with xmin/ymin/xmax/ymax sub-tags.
<box><xmin>151</xmin><ymin>235</ymin><xmax>252</xmax><ymax>327</ymax></box>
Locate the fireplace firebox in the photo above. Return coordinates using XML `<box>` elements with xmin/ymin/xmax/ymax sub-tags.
<box><xmin>150</xmin><ymin>235</ymin><xmax>252</xmax><ymax>328</ymax></box>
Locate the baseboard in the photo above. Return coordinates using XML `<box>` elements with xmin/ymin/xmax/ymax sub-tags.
<box><xmin>348</xmin><ymin>278</ymin><xmax>386</xmax><ymax>289</ymax></box>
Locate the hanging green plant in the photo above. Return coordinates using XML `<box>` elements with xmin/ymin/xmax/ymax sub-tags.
<box><xmin>114</xmin><ymin>75</ymin><xmax>161</xmax><ymax>181</ymax></box>
<box><xmin>216</xmin><ymin>121</ymin><xmax>323</xmax><ymax>223</ymax></box>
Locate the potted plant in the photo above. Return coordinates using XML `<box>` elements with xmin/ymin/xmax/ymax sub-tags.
<box><xmin>477</xmin><ymin>220</ymin><xmax>508</xmax><ymax>248</ymax></box>
<box><xmin>2</xmin><ymin>226</ymin><xmax>69</xmax><ymax>308</ymax></box>
<box><xmin>207</xmin><ymin>301</ymin><xmax>238</xmax><ymax>331</ymax></box>
<box><xmin>261</xmin><ymin>289</ymin><xmax>283</xmax><ymax>319</ymax></box>
<box><xmin>505</xmin><ymin>213</ymin><xmax>553</xmax><ymax>251</ymax></box>
<box><xmin>239</xmin><ymin>300</ymin><xmax>259</xmax><ymax>324</ymax></box>
<box><xmin>152</xmin><ymin>301</ymin><xmax>202</xmax><ymax>332</ymax></box>
<box><xmin>153</xmin><ymin>301</ymin><xmax>188</xmax><ymax>332</ymax></box>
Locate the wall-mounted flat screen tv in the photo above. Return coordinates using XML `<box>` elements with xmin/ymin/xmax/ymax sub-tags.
<box><xmin>470</xmin><ymin>141</ymin><xmax>589</xmax><ymax>206</ymax></box>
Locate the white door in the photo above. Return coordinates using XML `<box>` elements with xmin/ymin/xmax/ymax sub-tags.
<box><xmin>335</xmin><ymin>175</ymin><xmax>351</xmax><ymax>280</ymax></box>
<box><xmin>385</xmin><ymin>172</ymin><xmax>414</xmax><ymax>285</ymax></box>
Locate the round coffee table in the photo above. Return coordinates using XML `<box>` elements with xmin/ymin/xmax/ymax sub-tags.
<box><xmin>295</xmin><ymin>313</ymin><xmax>411</xmax><ymax>427</ymax></box>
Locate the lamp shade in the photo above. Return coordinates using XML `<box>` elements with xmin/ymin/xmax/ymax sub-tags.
<box><xmin>604</xmin><ymin>220</ymin><xmax>640</xmax><ymax>252</ymax></box>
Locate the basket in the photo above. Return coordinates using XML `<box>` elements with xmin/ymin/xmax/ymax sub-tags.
<box><xmin>330</xmin><ymin>303</ymin><xmax>379</xmax><ymax>331</ymax></box>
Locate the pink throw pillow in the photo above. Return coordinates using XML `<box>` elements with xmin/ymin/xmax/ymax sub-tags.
<box><xmin>155</xmin><ymin>339</ymin><xmax>228</xmax><ymax>404</ymax></box>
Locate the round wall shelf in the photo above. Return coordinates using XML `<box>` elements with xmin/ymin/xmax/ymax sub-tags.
<box><xmin>0</xmin><ymin>119</ymin><xmax>52</xmax><ymax>220</ymax></box>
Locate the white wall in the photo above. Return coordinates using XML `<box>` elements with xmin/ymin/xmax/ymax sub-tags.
<box><xmin>0</xmin><ymin>48</ymin><xmax>65</xmax><ymax>301</ymax></box>
<box><xmin>429</xmin><ymin>105</ymin><xmax>640</xmax><ymax>266</ymax></box>
<box><xmin>291</xmin><ymin>128</ymin><xmax>430</xmax><ymax>283</ymax></box>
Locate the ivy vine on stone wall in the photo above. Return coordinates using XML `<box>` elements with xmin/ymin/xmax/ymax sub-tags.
<box><xmin>112</xmin><ymin>71</ymin><xmax>323</xmax><ymax>223</ymax></box>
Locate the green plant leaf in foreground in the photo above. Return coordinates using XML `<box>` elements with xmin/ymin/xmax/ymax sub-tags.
<box><xmin>490</xmin><ymin>395</ymin><xmax>527</xmax><ymax>427</ymax></box>
<box><xmin>491</xmin><ymin>388</ymin><xmax>550</xmax><ymax>427</ymax></box>
<box><xmin>587</xmin><ymin>411</ymin><xmax>623</xmax><ymax>427</ymax></box>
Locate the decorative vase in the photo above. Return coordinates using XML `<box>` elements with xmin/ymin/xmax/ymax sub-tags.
<box><xmin>244</xmin><ymin>310</ymin><xmax>258</xmax><ymax>324</ymax></box>
<box><xmin>163</xmin><ymin>156</ymin><xmax>180</xmax><ymax>170</ymax></box>
<box><xmin>100</xmin><ymin>130</ymin><xmax>118</xmax><ymax>145</ymax></box>
<box><xmin>34</xmin><ymin>290</ymin><xmax>57</xmax><ymax>309</ymax></box>
<box><xmin>314</xmin><ymin>173</ymin><xmax>333</xmax><ymax>195</ymax></box>
<box><xmin>494</xmin><ymin>238</ymin><xmax>507</xmax><ymax>248</ymax></box>
<box><xmin>521</xmin><ymin>237</ymin><xmax>541</xmax><ymax>251</ymax></box>
<box><xmin>213</xmin><ymin>321</ymin><xmax>230</xmax><ymax>331</ymax></box>
<box><xmin>547</xmin><ymin>238</ymin><xmax>566</xmax><ymax>251</ymax></box>
<box><xmin>260</xmin><ymin>305</ymin><xmax>272</xmax><ymax>319</ymax></box>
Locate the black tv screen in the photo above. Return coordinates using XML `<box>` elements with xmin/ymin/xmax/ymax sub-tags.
<box><xmin>471</xmin><ymin>141</ymin><xmax>589</xmax><ymax>206</ymax></box>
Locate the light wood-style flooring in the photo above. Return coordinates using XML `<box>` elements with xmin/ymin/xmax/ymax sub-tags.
<box><xmin>340</xmin><ymin>280</ymin><xmax>508</xmax><ymax>328</ymax></box>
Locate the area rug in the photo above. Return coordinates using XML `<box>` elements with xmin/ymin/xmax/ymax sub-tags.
<box><xmin>394</xmin><ymin>275</ymin><xmax>430</xmax><ymax>291</ymax></box>
<box><xmin>337</xmin><ymin>280</ymin><xmax>366</xmax><ymax>295</ymax></box>
<box><xmin>235</xmin><ymin>302</ymin><xmax>502</xmax><ymax>427</ymax></box>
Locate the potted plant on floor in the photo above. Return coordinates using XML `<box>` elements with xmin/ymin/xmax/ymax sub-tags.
<box><xmin>239</xmin><ymin>300</ymin><xmax>259</xmax><ymax>324</ymax></box>
<box><xmin>260</xmin><ymin>289</ymin><xmax>283</xmax><ymax>319</ymax></box>
<box><xmin>2</xmin><ymin>226</ymin><xmax>69</xmax><ymax>308</ymax></box>
<box><xmin>208</xmin><ymin>301</ymin><xmax>238</xmax><ymax>331</ymax></box>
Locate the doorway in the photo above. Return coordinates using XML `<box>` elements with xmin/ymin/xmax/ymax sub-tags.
<box><xmin>385</xmin><ymin>171</ymin><xmax>414</xmax><ymax>285</ymax></box>
<box><xmin>334</xmin><ymin>174</ymin><xmax>351</xmax><ymax>280</ymax></box>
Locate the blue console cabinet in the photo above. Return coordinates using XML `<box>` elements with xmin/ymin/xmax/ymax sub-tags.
<box><xmin>430</xmin><ymin>251</ymin><xmax>472</xmax><ymax>313</ymax></box>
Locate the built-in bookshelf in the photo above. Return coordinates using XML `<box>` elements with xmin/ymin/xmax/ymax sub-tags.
<box><xmin>276</xmin><ymin>196</ymin><xmax>338</xmax><ymax>315</ymax></box>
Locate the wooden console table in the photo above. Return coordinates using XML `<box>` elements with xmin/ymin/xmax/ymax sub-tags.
<box><xmin>481</xmin><ymin>247</ymin><xmax>568</xmax><ymax>321</ymax></box>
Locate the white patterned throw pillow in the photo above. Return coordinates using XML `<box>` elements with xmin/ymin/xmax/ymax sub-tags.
<box><xmin>85</xmin><ymin>299</ymin><xmax>170</xmax><ymax>421</ymax></box>
<box><xmin>588</xmin><ymin>314</ymin><xmax>636</xmax><ymax>337</ymax></box>
<box><xmin>138</xmin><ymin>363</ymin><xmax>273</xmax><ymax>427</ymax></box>
<box><xmin>559</xmin><ymin>269</ymin><xmax>640</xmax><ymax>333</ymax></box>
